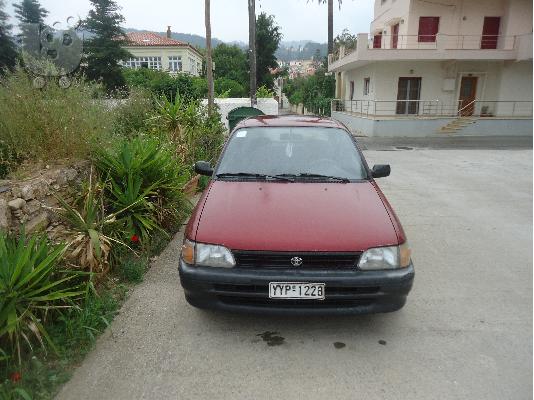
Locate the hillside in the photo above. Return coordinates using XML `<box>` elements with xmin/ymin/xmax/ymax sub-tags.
<box><xmin>123</xmin><ymin>28</ymin><xmax>326</xmax><ymax>61</ymax></box>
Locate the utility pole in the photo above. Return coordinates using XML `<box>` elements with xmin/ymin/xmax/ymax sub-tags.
<box><xmin>205</xmin><ymin>0</ymin><xmax>214</xmax><ymax>115</ymax></box>
<box><xmin>248</xmin><ymin>0</ymin><xmax>257</xmax><ymax>106</ymax></box>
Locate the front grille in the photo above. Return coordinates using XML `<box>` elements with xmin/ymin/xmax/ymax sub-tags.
<box><xmin>218</xmin><ymin>296</ymin><xmax>374</xmax><ymax>309</ymax></box>
<box><xmin>233</xmin><ymin>251</ymin><xmax>361</xmax><ymax>269</ymax></box>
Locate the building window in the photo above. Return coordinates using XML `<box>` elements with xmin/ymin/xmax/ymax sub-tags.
<box><xmin>124</xmin><ymin>56</ymin><xmax>162</xmax><ymax>70</ymax></box>
<box><xmin>349</xmin><ymin>81</ymin><xmax>354</xmax><ymax>100</ymax></box>
<box><xmin>168</xmin><ymin>56</ymin><xmax>182</xmax><ymax>72</ymax></box>
<box><xmin>363</xmin><ymin>78</ymin><xmax>370</xmax><ymax>95</ymax></box>
<box><xmin>381</xmin><ymin>0</ymin><xmax>387</xmax><ymax>4</ymax></box>
<box><xmin>418</xmin><ymin>17</ymin><xmax>439</xmax><ymax>42</ymax></box>
<box><xmin>197</xmin><ymin>62</ymin><xmax>202</xmax><ymax>74</ymax></box>
<box><xmin>189</xmin><ymin>57</ymin><xmax>197</xmax><ymax>74</ymax></box>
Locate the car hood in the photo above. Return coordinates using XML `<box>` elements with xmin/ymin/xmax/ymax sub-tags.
<box><xmin>194</xmin><ymin>181</ymin><xmax>399</xmax><ymax>252</ymax></box>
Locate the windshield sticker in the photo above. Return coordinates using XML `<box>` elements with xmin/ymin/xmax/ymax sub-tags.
<box><xmin>236</xmin><ymin>130</ymin><xmax>247</xmax><ymax>138</ymax></box>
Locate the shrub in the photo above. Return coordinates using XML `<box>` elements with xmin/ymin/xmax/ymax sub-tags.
<box><xmin>112</xmin><ymin>88</ymin><xmax>155</xmax><ymax>137</ymax></box>
<box><xmin>0</xmin><ymin>232</ymin><xmax>85</xmax><ymax>363</ymax></box>
<box><xmin>55</xmin><ymin>175</ymin><xmax>128</xmax><ymax>276</ymax></box>
<box><xmin>118</xmin><ymin>256</ymin><xmax>147</xmax><ymax>283</ymax></box>
<box><xmin>256</xmin><ymin>85</ymin><xmax>275</xmax><ymax>98</ymax></box>
<box><xmin>93</xmin><ymin>135</ymin><xmax>191</xmax><ymax>242</ymax></box>
<box><xmin>122</xmin><ymin>68</ymin><xmax>207</xmax><ymax>103</ymax></box>
<box><xmin>151</xmin><ymin>95</ymin><xmax>226</xmax><ymax>166</ymax></box>
<box><xmin>215</xmin><ymin>78</ymin><xmax>246</xmax><ymax>98</ymax></box>
<box><xmin>0</xmin><ymin>68</ymin><xmax>113</xmax><ymax>177</ymax></box>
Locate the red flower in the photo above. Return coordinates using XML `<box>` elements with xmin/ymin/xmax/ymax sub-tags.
<box><xmin>10</xmin><ymin>371</ymin><xmax>22</xmax><ymax>383</ymax></box>
<box><xmin>130</xmin><ymin>234</ymin><xmax>139</xmax><ymax>243</ymax></box>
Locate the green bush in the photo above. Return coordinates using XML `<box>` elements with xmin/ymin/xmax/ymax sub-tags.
<box><xmin>118</xmin><ymin>256</ymin><xmax>147</xmax><ymax>283</ymax></box>
<box><xmin>283</xmin><ymin>66</ymin><xmax>335</xmax><ymax>116</ymax></box>
<box><xmin>0</xmin><ymin>68</ymin><xmax>113</xmax><ymax>177</ymax></box>
<box><xmin>0</xmin><ymin>232</ymin><xmax>85</xmax><ymax>363</ymax></box>
<box><xmin>93</xmin><ymin>135</ymin><xmax>191</xmax><ymax>242</ymax></box>
<box><xmin>122</xmin><ymin>68</ymin><xmax>207</xmax><ymax>103</ymax></box>
<box><xmin>256</xmin><ymin>85</ymin><xmax>275</xmax><ymax>98</ymax></box>
<box><xmin>112</xmin><ymin>88</ymin><xmax>155</xmax><ymax>137</ymax></box>
<box><xmin>215</xmin><ymin>78</ymin><xmax>246</xmax><ymax>98</ymax></box>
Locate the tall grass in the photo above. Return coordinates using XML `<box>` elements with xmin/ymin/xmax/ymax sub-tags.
<box><xmin>0</xmin><ymin>68</ymin><xmax>113</xmax><ymax>177</ymax></box>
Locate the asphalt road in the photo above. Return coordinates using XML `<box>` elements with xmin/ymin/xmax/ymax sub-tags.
<box><xmin>57</xmin><ymin>147</ymin><xmax>532</xmax><ymax>400</ymax></box>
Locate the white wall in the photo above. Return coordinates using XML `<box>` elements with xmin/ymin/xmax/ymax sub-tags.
<box><xmin>201</xmin><ymin>98</ymin><xmax>279</xmax><ymax>130</ymax></box>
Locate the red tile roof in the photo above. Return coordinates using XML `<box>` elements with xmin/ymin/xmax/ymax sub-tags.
<box><xmin>125</xmin><ymin>32</ymin><xmax>188</xmax><ymax>47</ymax></box>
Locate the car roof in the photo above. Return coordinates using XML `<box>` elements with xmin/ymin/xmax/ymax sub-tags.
<box><xmin>235</xmin><ymin>115</ymin><xmax>346</xmax><ymax>130</ymax></box>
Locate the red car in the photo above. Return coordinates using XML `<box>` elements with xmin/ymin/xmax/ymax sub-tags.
<box><xmin>179</xmin><ymin>115</ymin><xmax>414</xmax><ymax>315</ymax></box>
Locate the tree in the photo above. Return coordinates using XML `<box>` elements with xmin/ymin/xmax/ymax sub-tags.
<box><xmin>0</xmin><ymin>0</ymin><xmax>17</xmax><ymax>72</ymax></box>
<box><xmin>255</xmin><ymin>13</ymin><xmax>282</xmax><ymax>90</ymax></box>
<box><xmin>310</xmin><ymin>0</ymin><xmax>343</xmax><ymax>55</ymax></box>
<box><xmin>334</xmin><ymin>28</ymin><xmax>357</xmax><ymax>52</ymax></box>
<box><xmin>248</xmin><ymin>0</ymin><xmax>256</xmax><ymax>106</ymax></box>
<box><xmin>212</xmin><ymin>44</ymin><xmax>248</xmax><ymax>89</ymax></box>
<box><xmin>205</xmin><ymin>0</ymin><xmax>214</xmax><ymax>114</ymax></box>
<box><xmin>13</xmin><ymin>0</ymin><xmax>48</xmax><ymax>47</ymax></box>
<box><xmin>84</xmin><ymin>0</ymin><xmax>131</xmax><ymax>92</ymax></box>
<box><xmin>12</xmin><ymin>0</ymin><xmax>47</xmax><ymax>25</ymax></box>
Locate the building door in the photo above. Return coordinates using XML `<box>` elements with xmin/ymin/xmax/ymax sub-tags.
<box><xmin>481</xmin><ymin>17</ymin><xmax>500</xmax><ymax>49</ymax></box>
<box><xmin>396</xmin><ymin>77</ymin><xmax>421</xmax><ymax>115</ymax></box>
<box><xmin>458</xmin><ymin>76</ymin><xmax>478</xmax><ymax>116</ymax></box>
<box><xmin>391</xmin><ymin>23</ymin><xmax>399</xmax><ymax>49</ymax></box>
<box><xmin>373</xmin><ymin>33</ymin><xmax>382</xmax><ymax>48</ymax></box>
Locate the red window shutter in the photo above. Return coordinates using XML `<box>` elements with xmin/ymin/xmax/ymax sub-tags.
<box><xmin>373</xmin><ymin>33</ymin><xmax>382</xmax><ymax>48</ymax></box>
<box><xmin>418</xmin><ymin>17</ymin><xmax>439</xmax><ymax>42</ymax></box>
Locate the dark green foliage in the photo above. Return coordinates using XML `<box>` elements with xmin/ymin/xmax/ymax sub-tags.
<box><xmin>255</xmin><ymin>13</ymin><xmax>282</xmax><ymax>90</ymax></box>
<box><xmin>0</xmin><ymin>0</ymin><xmax>17</xmax><ymax>73</ymax></box>
<box><xmin>122</xmin><ymin>68</ymin><xmax>207</xmax><ymax>102</ymax></box>
<box><xmin>212</xmin><ymin>43</ymin><xmax>249</xmax><ymax>90</ymax></box>
<box><xmin>215</xmin><ymin>77</ymin><xmax>246</xmax><ymax>98</ymax></box>
<box><xmin>93</xmin><ymin>135</ymin><xmax>191</xmax><ymax>242</ymax></box>
<box><xmin>0</xmin><ymin>232</ymin><xmax>85</xmax><ymax>363</ymax></box>
<box><xmin>334</xmin><ymin>28</ymin><xmax>357</xmax><ymax>52</ymax></box>
<box><xmin>112</xmin><ymin>89</ymin><xmax>154</xmax><ymax>136</ymax></box>
<box><xmin>284</xmin><ymin>64</ymin><xmax>335</xmax><ymax>116</ymax></box>
<box><xmin>118</xmin><ymin>256</ymin><xmax>146</xmax><ymax>283</ymax></box>
<box><xmin>12</xmin><ymin>0</ymin><xmax>47</xmax><ymax>25</ymax></box>
<box><xmin>83</xmin><ymin>0</ymin><xmax>131</xmax><ymax>92</ymax></box>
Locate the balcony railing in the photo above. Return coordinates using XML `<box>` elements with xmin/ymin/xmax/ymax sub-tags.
<box><xmin>331</xmin><ymin>99</ymin><xmax>533</xmax><ymax>118</ymax></box>
<box><xmin>367</xmin><ymin>34</ymin><xmax>517</xmax><ymax>50</ymax></box>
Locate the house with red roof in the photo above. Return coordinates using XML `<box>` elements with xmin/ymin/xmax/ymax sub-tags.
<box><xmin>122</xmin><ymin>27</ymin><xmax>204</xmax><ymax>76</ymax></box>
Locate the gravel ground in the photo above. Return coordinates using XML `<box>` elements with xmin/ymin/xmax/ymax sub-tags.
<box><xmin>57</xmin><ymin>146</ymin><xmax>532</xmax><ymax>400</ymax></box>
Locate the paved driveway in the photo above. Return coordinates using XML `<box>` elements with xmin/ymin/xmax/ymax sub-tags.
<box><xmin>57</xmin><ymin>147</ymin><xmax>532</xmax><ymax>400</ymax></box>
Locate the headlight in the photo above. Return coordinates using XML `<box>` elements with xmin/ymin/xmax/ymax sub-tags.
<box><xmin>180</xmin><ymin>239</ymin><xmax>236</xmax><ymax>268</ymax></box>
<box><xmin>358</xmin><ymin>243</ymin><xmax>411</xmax><ymax>270</ymax></box>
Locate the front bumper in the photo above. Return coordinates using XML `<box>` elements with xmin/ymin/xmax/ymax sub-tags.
<box><xmin>179</xmin><ymin>259</ymin><xmax>415</xmax><ymax>315</ymax></box>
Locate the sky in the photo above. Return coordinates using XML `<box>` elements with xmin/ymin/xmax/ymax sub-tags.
<box><xmin>6</xmin><ymin>0</ymin><xmax>374</xmax><ymax>43</ymax></box>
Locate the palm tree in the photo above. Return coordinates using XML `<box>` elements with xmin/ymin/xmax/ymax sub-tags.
<box><xmin>205</xmin><ymin>0</ymin><xmax>214</xmax><ymax>114</ymax></box>
<box><xmin>310</xmin><ymin>0</ymin><xmax>343</xmax><ymax>55</ymax></box>
<box><xmin>248</xmin><ymin>0</ymin><xmax>257</xmax><ymax>106</ymax></box>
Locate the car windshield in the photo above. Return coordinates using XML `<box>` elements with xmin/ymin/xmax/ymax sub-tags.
<box><xmin>216</xmin><ymin>127</ymin><xmax>367</xmax><ymax>181</ymax></box>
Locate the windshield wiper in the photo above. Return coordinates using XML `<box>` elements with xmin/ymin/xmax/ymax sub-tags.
<box><xmin>216</xmin><ymin>172</ymin><xmax>294</xmax><ymax>182</ymax></box>
<box><xmin>278</xmin><ymin>173</ymin><xmax>350</xmax><ymax>183</ymax></box>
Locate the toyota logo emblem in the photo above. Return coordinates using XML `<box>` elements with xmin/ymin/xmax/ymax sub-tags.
<box><xmin>291</xmin><ymin>256</ymin><xmax>303</xmax><ymax>267</ymax></box>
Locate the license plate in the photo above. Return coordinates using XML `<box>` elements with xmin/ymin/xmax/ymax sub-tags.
<box><xmin>269</xmin><ymin>282</ymin><xmax>325</xmax><ymax>300</ymax></box>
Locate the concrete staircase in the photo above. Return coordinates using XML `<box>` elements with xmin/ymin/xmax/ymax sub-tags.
<box><xmin>438</xmin><ymin>117</ymin><xmax>477</xmax><ymax>134</ymax></box>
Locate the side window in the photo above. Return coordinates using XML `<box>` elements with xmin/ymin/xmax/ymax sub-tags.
<box><xmin>363</xmin><ymin>78</ymin><xmax>370</xmax><ymax>96</ymax></box>
<box><xmin>349</xmin><ymin>81</ymin><xmax>355</xmax><ymax>100</ymax></box>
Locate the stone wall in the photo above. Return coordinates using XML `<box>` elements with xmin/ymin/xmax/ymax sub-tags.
<box><xmin>0</xmin><ymin>162</ymin><xmax>90</xmax><ymax>236</ymax></box>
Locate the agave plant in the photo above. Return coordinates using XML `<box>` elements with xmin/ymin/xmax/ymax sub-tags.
<box><xmin>0</xmin><ymin>232</ymin><xmax>84</xmax><ymax>363</ymax></box>
<box><xmin>55</xmin><ymin>175</ymin><xmax>128</xmax><ymax>275</ymax></box>
<box><xmin>93</xmin><ymin>136</ymin><xmax>191</xmax><ymax>240</ymax></box>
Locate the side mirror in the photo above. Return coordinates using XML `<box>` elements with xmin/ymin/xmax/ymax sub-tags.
<box><xmin>371</xmin><ymin>164</ymin><xmax>391</xmax><ymax>179</ymax></box>
<box><xmin>194</xmin><ymin>161</ymin><xmax>214</xmax><ymax>177</ymax></box>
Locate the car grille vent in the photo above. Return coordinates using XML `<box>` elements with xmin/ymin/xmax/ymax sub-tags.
<box><xmin>233</xmin><ymin>251</ymin><xmax>361</xmax><ymax>269</ymax></box>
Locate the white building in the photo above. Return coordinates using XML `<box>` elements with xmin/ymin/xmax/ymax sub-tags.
<box><xmin>122</xmin><ymin>28</ymin><xmax>204</xmax><ymax>76</ymax></box>
<box><xmin>329</xmin><ymin>0</ymin><xmax>533</xmax><ymax>136</ymax></box>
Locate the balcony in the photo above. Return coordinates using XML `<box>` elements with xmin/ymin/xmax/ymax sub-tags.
<box><xmin>329</xmin><ymin>33</ymin><xmax>532</xmax><ymax>72</ymax></box>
